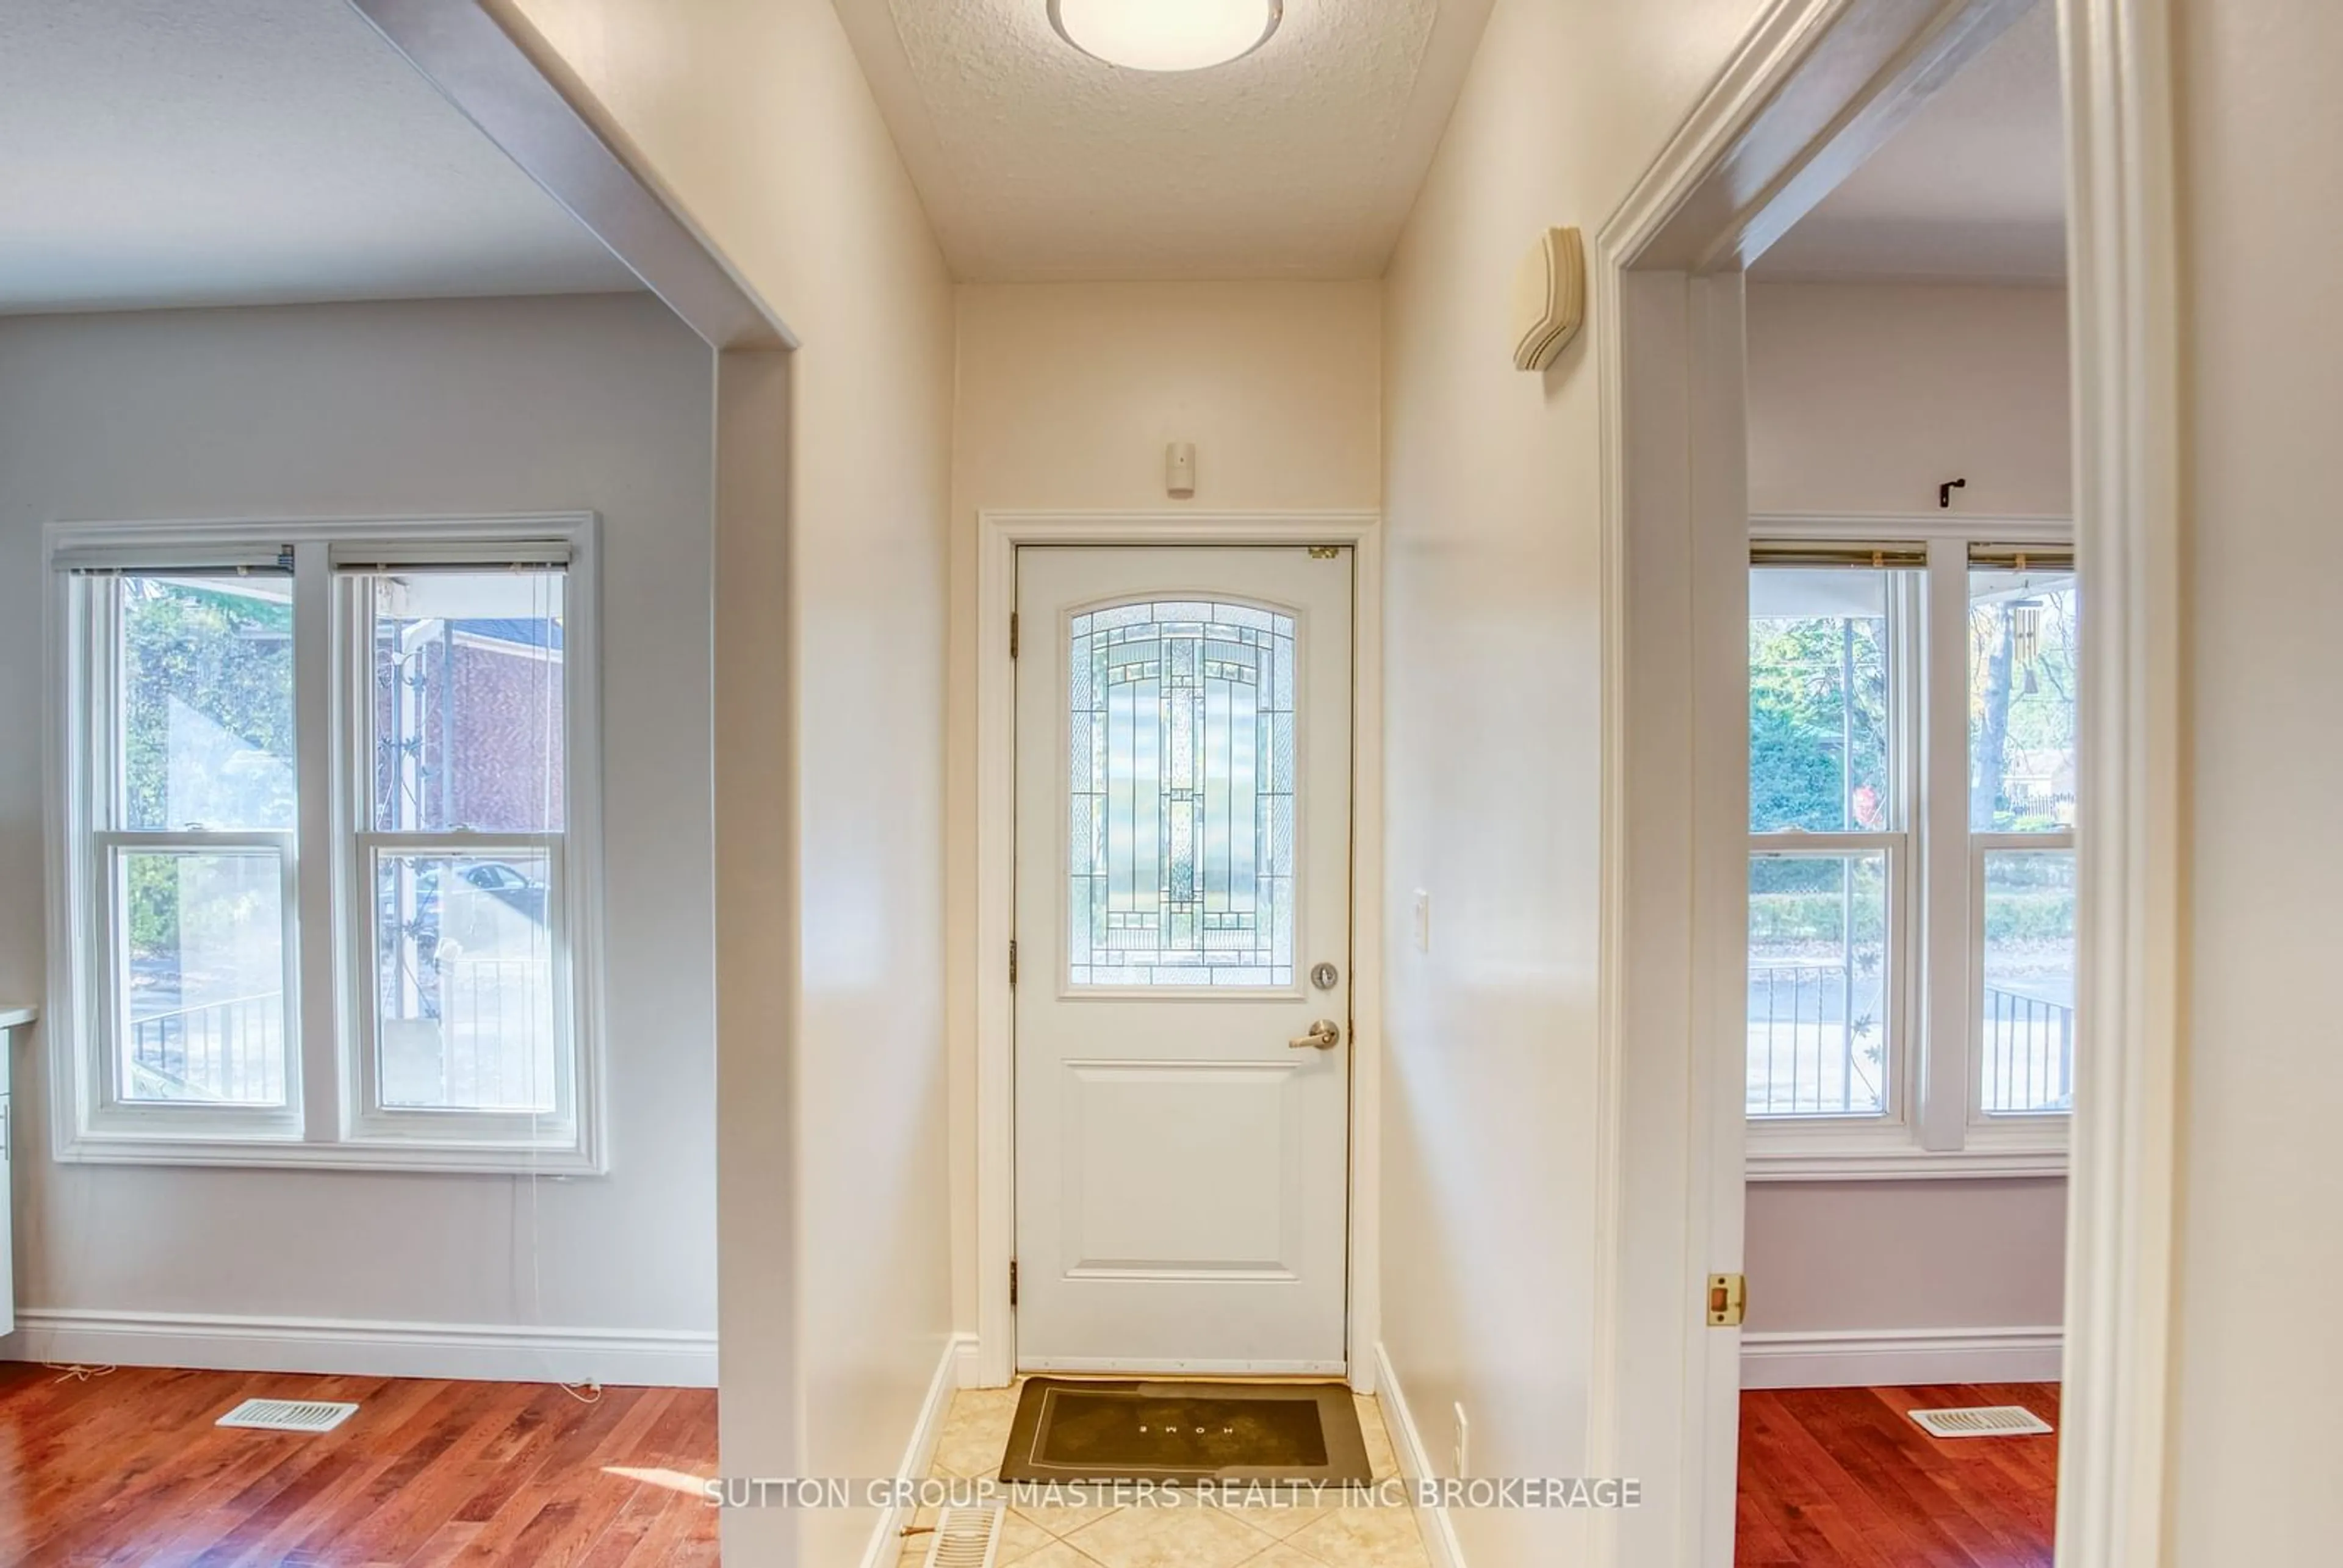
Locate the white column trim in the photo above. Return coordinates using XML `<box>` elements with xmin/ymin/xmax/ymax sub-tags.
<box><xmin>2051</xmin><ymin>2</ymin><xmax>2185</xmax><ymax>1564</ymax></box>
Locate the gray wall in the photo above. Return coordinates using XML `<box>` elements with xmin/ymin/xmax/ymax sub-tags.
<box><xmin>1744</xmin><ymin>1179</ymin><xmax>2067</xmax><ymax>1332</ymax></box>
<box><xmin>0</xmin><ymin>293</ymin><xmax>718</xmax><ymax>1349</ymax></box>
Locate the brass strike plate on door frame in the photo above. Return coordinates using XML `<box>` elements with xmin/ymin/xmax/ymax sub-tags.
<box><xmin>1707</xmin><ymin>1272</ymin><xmax>1747</xmax><ymax>1328</ymax></box>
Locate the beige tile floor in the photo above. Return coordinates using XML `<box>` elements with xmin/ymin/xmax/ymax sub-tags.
<box><xmin>893</xmin><ymin>1383</ymin><xmax>1433</xmax><ymax>1568</ymax></box>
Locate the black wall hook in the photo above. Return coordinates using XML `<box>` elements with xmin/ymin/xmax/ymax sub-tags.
<box><xmin>1939</xmin><ymin>477</ymin><xmax>1968</xmax><ymax>509</ymax></box>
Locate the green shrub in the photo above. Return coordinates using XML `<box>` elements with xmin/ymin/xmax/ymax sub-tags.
<box><xmin>1749</xmin><ymin>891</ymin><xmax>2073</xmax><ymax>945</ymax></box>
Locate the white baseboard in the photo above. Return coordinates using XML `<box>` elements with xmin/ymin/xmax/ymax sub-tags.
<box><xmin>860</xmin><ymin>1333</ymin><xmax>979</xmax><ymax>1568</ymax></box>
<box><xmin>0</xmin><ymin>1307</ymin><xmax>718</xmax><ymax>1387</ymax></box>
<box><xmin>1372</xmin><ymin>1342</ymin><xmax>1465</xmax><ymax>1568</ymax></box>
<box><xmin>1740</xmin><ymin>1325</ymin><xmax>2064</xmax><ymax>1389</ymax></box>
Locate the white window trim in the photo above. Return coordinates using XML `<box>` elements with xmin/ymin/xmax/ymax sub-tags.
<box><xmin>43</xmin><ymin>514</ymin><xmax>608</xmax><ymax>1174</ymax></box>
<box><xmin>1746</xmin><ymin>514</ymin><xmax>2073</xmax><ymax>1181</ymax></box>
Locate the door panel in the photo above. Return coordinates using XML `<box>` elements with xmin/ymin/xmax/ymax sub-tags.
<box><xmin>1015</xmin><ymin>546</ymin><xmax>1351</xmax><ymax>1372</ymax></box>
<box><xmin>1062</xmin><ymin>1060</ymin><xmax>1301</xmax><ymax>1274</ymax></box>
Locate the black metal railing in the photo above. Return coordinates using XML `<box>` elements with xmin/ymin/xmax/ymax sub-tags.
<box><xmin>1984</xmin><ymin>984</ymin><xmax>2076</xmax><ymax>1112</ymax></box>
<box><xmin>126</xmin><ymin>993</ymin><xmax>286</xmax><ymax>1104</ymax></box>
<box><xmin>1748</xmin><ymin>961</ymin><xmax>1881</xmax><ymax>1115</ymax></box>
<box><xmin>380</xmin><ymin>956</ymin><xmax>556</xmax><ymax>1113</ymax></box>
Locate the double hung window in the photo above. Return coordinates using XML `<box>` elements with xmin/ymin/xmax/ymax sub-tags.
<box><xmin>50</xmin><ymin>520</ymin><xmax>601</xmax><ymax>1170</ymax></box>
<box><xmin>1747</xmin><ymin>534</ymin><xmax>2077</xmax><ymax>1172</ymax></box>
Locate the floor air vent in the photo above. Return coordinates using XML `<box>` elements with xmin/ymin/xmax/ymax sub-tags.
<box><xmin>921</xmin><ymin>1506</ymin><xmax>1003</xmax><ymax>1568</ymax></box>
<box><xmin>216</xmin><ymin>1397</ymin><xmax>360</xmax><ymax>1434</ymax></box>
<box><xmin>1908</xmin><ymin>1404</ymin><xmax>2054</xmax><ymax>1439</ymax></box>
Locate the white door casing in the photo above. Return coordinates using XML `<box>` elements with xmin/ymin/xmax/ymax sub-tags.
<box><xmin>1590</xmin><ymin>2</ymin><xmax>2183</xmax><ymax>1566</ymax></box>
<box><xmin>1013</xmin><ymin>545</ymin><xmax>1353</xmax><ymax>1373</ymax></box>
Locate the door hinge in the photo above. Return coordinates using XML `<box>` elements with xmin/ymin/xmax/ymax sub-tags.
<box><xmin>1707</xmin><ymin>1272</ymin><xmax>1747</xmax><ymax>1328</ymax></box>
<box><xmin>1009</xmin><ymin>938</ymin><xmax>1018</xmax><ymax>986</ymax></box>
<box><xmin>1009</xmin><ymin>611</ymin><xmax>1020</xmax><ymax>659</ymax></box>
<box><xmin>1009</xmin><ymin>1259</ymin><xmax>1020</xmax><ymax>1308</ymax></box>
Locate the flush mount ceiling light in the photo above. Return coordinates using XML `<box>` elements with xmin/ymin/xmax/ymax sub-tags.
<box><xmin>1048</xmin><ymin>0</ymin><xmax>1284</xmax><ymax>72</ymax></box>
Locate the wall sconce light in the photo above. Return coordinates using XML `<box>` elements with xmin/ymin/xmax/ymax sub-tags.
<box><xmin>1511</xmin><ymin>226</ymin><xmax>1585</xmax><ymax>372</ymax></box>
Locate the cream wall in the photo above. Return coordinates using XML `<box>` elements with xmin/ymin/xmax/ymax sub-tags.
<box><xmin>1746</xmin><ymin>281</ymin><xmax>2073</xmax><ymax>518</ymax></box>
<box><xmin>1743</xmin><ymin>279</ymin><xmax>2071</xmax><ymax>1343</ymax></box>
<box><xmin>946</xmin><ymin>281</ymin><xmax>1383</xmax><ymax>1327</ymax></box>
<box><xmin>0</xmin><ymin>293</ymin><xmax>716</xmax><ymax>1365</ymax></box>
<box><xmin>501</xmin><ymin>3</ymin><xmax>957</xmax><ymax>1563</ymax></box>
<box><xmin>951</xmin><ymin>282</ymin><xmax>1381</xmax><ymax>515</ymax></box>
<box><xmin>1378</xmin><ymin>0</ymin><xmax>1765</xmax><ymax>1562</ymax></box>
<box><xmin>2167</xmin><ymin>2</ymin><xmax>2343</xmax><ymax>1559</ymax></box>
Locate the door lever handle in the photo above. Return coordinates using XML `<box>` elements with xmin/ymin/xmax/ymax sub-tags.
<box><xmin>1288</xmin><ymin>1020</ymin><xmax>1344</xmax><ymax>1051</ymax></box>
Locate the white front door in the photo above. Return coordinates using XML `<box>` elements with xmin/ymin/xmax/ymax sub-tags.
<box><xmin>1013</xmin><ymin>545</ymin><xmax>1353</xmax><ymax>1373</ymax></box>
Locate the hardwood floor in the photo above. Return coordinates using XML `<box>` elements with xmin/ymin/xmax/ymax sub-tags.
<box><xmin>0</xmin><ymin>1364</ymin><xmax>2056</xmax><ymax>1566</ymax></box>
<box><xmin>0</xmin><ymin>1362</ymin><xmax>719</xmax><ymax>1566</ymax></box>
<box><xmin>1737</xmin><ymin>1383</ymin><xmax>2059</xmax><ymax>1567</ymax></box>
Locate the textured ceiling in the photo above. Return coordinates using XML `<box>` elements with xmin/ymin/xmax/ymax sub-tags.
<box><xmin>1757</xmin><ymin>2</ymin><xmax>2067</xmax><ymax>284</ymax></box>
<box><xmin>0</xmin><ymin>0</ymin><xmax>641</xmax><ymax>314</ymax></box>
<box><xmin>833</xmin><ymin>0</ymin><xmax>1497</xmax><ymax>280</ymax></box>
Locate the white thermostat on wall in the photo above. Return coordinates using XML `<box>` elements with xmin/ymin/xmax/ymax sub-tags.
<box><xmin>1511</xmin><ymin>225</ymin><xmax>1586</xmax><ymax>372</ymax></box>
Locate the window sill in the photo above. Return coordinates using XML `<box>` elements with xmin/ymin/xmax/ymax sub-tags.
<box><xmin>1748</xmin><ymin>1144</ymin><xmax>2068</xmax><ymax>1182</ymax></box>
<box><xmin>51</xmin><ymin>1130</ymin><xmax>602</xmax><ymax>1176</ymax></box>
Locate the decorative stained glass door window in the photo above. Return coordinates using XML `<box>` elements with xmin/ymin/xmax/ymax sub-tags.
<box><xmin>1067</xmin><ymin>599</ymin><xmax>1297</xmax><ymax>987</ymax></box>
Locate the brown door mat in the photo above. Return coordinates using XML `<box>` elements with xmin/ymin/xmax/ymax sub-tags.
<box><xmin>997</xmin><ymin>1379</ymin><xmax>1372</xmax><ymax>1485</ymax></box>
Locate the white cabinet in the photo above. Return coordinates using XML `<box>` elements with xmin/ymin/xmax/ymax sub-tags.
<box><xmin>0</xmin><ymin>1004</ymin><xmax>29</xmax><ymax>1339</ymax></box>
